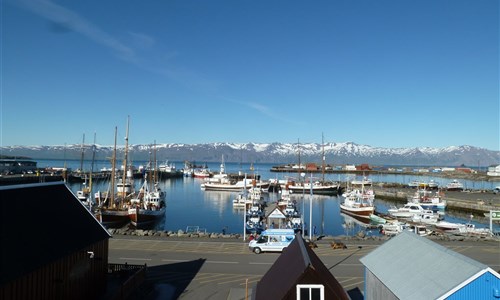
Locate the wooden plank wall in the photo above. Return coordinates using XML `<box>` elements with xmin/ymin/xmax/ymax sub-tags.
<box><xmin>0</xmin><ymin>240</ymin><xmax>108</xmax><ymax>300</ymax></box>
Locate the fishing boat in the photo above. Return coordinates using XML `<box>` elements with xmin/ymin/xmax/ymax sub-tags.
<box><xmin>339</xmin><ymin>189</ymin><xmax>375</xmax><ymax>220</ymax></box>
<box><xmin>128</xmin><ymin>176</ymin><xmax>166</xmax><ymax>228</ymax></box>
<box><xmin>351</xmin><ymin>176</ymin><xmax>372</xmax><ymax>186</ymax></box>
<box><xmin>408</xmin><ymin>188</ymin><xmax>447</xmax><ymax>210</ymax></box>
<box><xmin>96</xmin><ymin>119</ymin><xmax>133</xmax><ymax>228</ymax></box>
<box><xmin>204</xmin><ymin>155</ymin><xmax>229</xmax><ymax>183</ymax></box>
<box><xmin>193</xmin><ymin>163</ymin><xmax>211</xmax><ymax>178</ymax></box>
<box><xmin>445</xmin><ymin>179</ymin><xmax>464</xmax><ymax>191</ymax></box>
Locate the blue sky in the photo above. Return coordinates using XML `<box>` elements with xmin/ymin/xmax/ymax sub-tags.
<box><xmin>1</xmin><ymin>0</ymin><xmax>499</xmax><ymax>150</ymax></box>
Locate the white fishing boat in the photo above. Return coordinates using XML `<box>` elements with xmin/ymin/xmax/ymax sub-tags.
<box><xmin>408</xmin><ymin>189</ymin><xmax>447</xmax><ymax>210</ymax></box>
<box><xmin>339</xmin><ymin>189</ymin><xmax>375</xmax><ymax>220</ymax></box>
<box><xmin>445</xmin><ymin>179</ymin><xmax>464</xmax><ymax>191</ymax></box>
<box><xmin>128</xmin><ymin>175</ymin><xmax>166</xmax><ymax>228</ymax></box>
<box><xmin>351</xmin><ymin>176</ymin><xmax>372</xmax><ymax>186</ymax></box>
<box><xmin>193</xmin><ymin>168</ymin><xmax>210</xmax><ymax>178</ymax></box>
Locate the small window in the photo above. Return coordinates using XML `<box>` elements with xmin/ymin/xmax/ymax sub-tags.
<box><xmin>257</xmin><ymin>236</ymin><xmax>268</xmax><ymax>244</ymax></box>
<box><xmin>296</xmin><ymin>284</ymin><xmax>324</xmax><ymax>300</ymax></box>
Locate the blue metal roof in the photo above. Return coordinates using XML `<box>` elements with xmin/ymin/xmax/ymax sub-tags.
<box><xmin>360</xmin><ymin>231</ymin><xmax>488</xmax><ymax>300</ymax></box>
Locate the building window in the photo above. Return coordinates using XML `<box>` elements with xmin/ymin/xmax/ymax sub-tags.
<box><xmin>296</xmin><ymin>284</ymin><xmax>324</xmax><ymax>300</ymax></box>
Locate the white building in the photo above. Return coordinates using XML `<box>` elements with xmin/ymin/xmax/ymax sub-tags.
<box><xmin>487</xmin><ymin>165</ymin><xmax>500</xmax><ymax>177</ymax></box>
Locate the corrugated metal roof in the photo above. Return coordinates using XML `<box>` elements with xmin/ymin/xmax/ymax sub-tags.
<box><xmin>360</xmin><ymin>231</ymin><xmax>487</xmax><ymax>300</ymax></box>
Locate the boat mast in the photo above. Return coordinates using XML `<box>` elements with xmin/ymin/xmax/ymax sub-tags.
<box><xmin>322</xmin><ymin>133</ymin><xmax>325</xmax><ymax>183</ymax></box>
<box><xmin>121</xmin><ymin>115</ymin><xmax>130</xmax><ymax>199</ymax></box>
<box><xmin>110</xmin><ymin>127</ymin><xmax>117</xmax><ymax>208</ymax></box>
<box><xmin>297</xmin><ymin>138</ymin><xmax>301</xmax><ymax>180</ymax></box>
<box><xmin>79</xmin><ymin>133</ymin><xmax>85</xmax><ymax>172</ymax></box>
<box><xmin>89</xmin><ymin>132</ymin><xmax>96</xmax><ymax>208</ymax></box>
<box><xmin>153</xmin><ymin>141</ymin><xmax>157</xmax><ymax>184</ymax></box>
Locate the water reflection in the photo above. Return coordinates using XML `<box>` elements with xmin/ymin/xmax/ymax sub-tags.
<box><xmin>61</xmin><ymin>161</ymin><xmax>499</xmax><ymax>235</ymax></box>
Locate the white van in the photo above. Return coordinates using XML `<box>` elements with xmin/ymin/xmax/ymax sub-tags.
<box><xmin>248</xmin><ymin>229</ymin><xmax>296</xmax><ymax>254</ymax></box>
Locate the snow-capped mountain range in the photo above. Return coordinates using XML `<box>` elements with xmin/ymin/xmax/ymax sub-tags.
<box><xmin>1</xmin><ymin>142</ymin><xmax>499</xmax><ymax>167</ymax></box>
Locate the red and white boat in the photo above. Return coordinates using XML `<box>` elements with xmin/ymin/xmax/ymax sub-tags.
<box><xmin>128</xmin><ymin>176</ymin><xmax>166</xmax><ymax>228</ymax></box>
<box><xmin>339</xmin><ymin>190</ymin><xmax>375</xmax><ymax>220</ymax></box>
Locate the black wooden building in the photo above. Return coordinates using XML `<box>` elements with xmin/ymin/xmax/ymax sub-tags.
<box><xmin>0</xmin><ymin>182</ymin><xmax>111</xmax><ymax>300</ymax></box>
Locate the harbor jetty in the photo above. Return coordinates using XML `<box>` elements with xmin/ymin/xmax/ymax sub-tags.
<box><xmin>372</xmin><ymin>183</ymin><xmax>500</xmax><ymax>215</ymax></box>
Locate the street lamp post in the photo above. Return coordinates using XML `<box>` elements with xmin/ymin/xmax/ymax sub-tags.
<box><xmin>243</xmin><ymin>173</ymin><xmax>247</xmax><ymax>241</ymax></box>
<box><xmin>309</xmin><ymin>173</ymin><xmax>313</xmax><ymax>241</ymax></box>
<box><xmin>301</xmin><ymin>172</ymin><xmax>305</xmax><ymax>238</ymax></box>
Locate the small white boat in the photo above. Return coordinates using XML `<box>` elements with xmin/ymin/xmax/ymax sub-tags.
<box><xmin>380</xmin><ymin>221</ymin><xmax>408</xmax><ymax>236</ymax></box>
<box><xmin>409</xmin><ymin>225</ymin><xmax>432</xmax><ymax>236</ymax></box>
<box><xmin>435</xmin><ymin>221</ymin><xmax>491</xmax><ymax>236</ymax></box>
<box><xmin>388</xmin><ymin>203</ymin><xmax>427</xmax><ymax>218</ymax></box>
<box><xmin>445</xmin><ymin>179</ymin><xmax>464</xmax><ymax>191</ymax></box>
<box><xmin>202</xmin><ymin>178</ymin><xmax>269</xmax><ymax>192</ymax></box>
<box><xmin>411</xmin><ymin>212</ymin><xmax>440</xmax><ymax>225</ymax></box>
<box><xmin>351</xmin><ymin>177</ymin><xmax>372</xmax><ymax>186</ymax></box>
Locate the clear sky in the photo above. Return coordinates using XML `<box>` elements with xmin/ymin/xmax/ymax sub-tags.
<box><xmin>1</xmin><ymin>0</ymin><xmax>499</xmax><ymax>150</ymax></box>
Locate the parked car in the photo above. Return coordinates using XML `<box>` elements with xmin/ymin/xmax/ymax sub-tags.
<box><xmin>493</xmin><ymin>187</ymin><xmax>500</xmax><ymax>194</ymax></box>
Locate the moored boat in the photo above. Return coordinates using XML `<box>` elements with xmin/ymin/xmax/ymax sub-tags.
<box><xmin>408</xmin><ymin>189</ymin><xmax>447</xmax><ymax>210</ymax></box>
<box><xmin>369</xmin><ymin>213</ymin><xmax>387</xmax><ymax>225</ymax></box>
<box><xmin>286</xmin><ymin>180</ymin><xmax>341</xmax><ymax>195</ymax></box>
<box><xmin>445</xmin><ymin>179</ymin><xmax>464</xmax><ymax>191</ymax></box>
<box><xmin>128</xmin><ymin>175</ymin><xmax>166</xmax><ymax>228</ymax></box>
<box><xmin>388</xmin><ymin>203</ymin><xmax>428</xmax><ymax>219</ymax></box>
<box><xmin>339</xmin><ymin>190</ymin><xmax>375</xmax><ymax>220</ymax></box>
<box><xmin>202</xmin><ymin>178</ymin><xmax>269</xmax><ymax>192</ymax></box>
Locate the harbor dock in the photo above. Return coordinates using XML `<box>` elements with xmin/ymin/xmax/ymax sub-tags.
<box><xmin>372</xmin><ymin>184</ymin><xmax>500</xmax><ymax>214</ymax></box>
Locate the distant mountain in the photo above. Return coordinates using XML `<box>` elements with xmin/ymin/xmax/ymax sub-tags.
<box><xmin>1</xmin><ymin>142</ymin><xmax>499</xmax><ymax>167</ymax></box>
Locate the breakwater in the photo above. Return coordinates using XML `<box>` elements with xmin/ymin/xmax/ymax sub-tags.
<box><xmin>107</xmin><ymin>227</ymin><xmax>500</xmax><ymax>243</ymax></box>
<box><xmin>373</xmin><ymin>185</ymin><xmax>500</xmax><ymax>214</ymax></box>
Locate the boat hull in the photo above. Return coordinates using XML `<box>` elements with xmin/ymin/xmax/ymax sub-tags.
<box><xmin>202</xmin><ymin>182</ymin><xmax>269</xmax><ymax>192</ymax></box>
<box><xmin>287</xmin><ymin>185</ymin><xmax>340</xmax><ymax>195</ymax></box>
<box><xmin>339</xmin><ymin>204</ymin><xmax>374</xmax><ymax>219</ymax></box>
<box><xmin>97</xmin><ymin>209</ymin><xmax>130</xmax><ymax>228</ymax></box>
<box><xmin>128</xmin><ymin>207</ymin><xmax>166</xmax><ymax>229</ymax></box>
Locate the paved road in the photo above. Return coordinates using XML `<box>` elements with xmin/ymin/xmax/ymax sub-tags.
<box><xmin>108</xmin><ymin>236</ymin><xmax>500</xmax><ymax>300</ymax></box>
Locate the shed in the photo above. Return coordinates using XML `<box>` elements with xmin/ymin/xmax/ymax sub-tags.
<box><xmin>0</xmin><ymin>182</ymin><xmax>111</xmax><ymax>300</ymax></box>
<box><xmin>252</xmin><ymin>233</ymin><xmax>349</xmax><ymax>300</ymax></box>
<box><xmin>265</xmin><ymin>204</ymin><xmax>287</xmax><ymax>229</ymax></box>
<box><xmin>360</xmin><ymin>231</ymin><xmax>500</xmax><ymax>300</ymax></box>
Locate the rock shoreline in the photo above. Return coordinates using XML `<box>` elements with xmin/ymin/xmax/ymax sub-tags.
<box><xmin>108</xmin><ymin>227</ymin><xmax>500</xmax><ymax>243</ymax></box>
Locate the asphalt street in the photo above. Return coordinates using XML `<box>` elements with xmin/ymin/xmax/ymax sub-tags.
<box><xmin>108</xmin><ymin>235</ymin><xmax>500</xmax><ymax>300</ymax></box>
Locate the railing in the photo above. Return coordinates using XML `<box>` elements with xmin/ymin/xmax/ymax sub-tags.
<box><xmin>108</xmin><ymin>263</ymin><xmax>147</xmax><ymax>300</ymax></box>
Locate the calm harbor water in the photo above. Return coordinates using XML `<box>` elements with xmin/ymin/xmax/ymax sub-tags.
<box><xmin>38</xmin><ymin>159</ymin><xmax>500</xmax><ymax>236</ymax></box>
